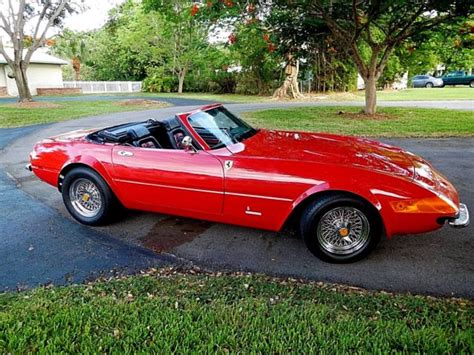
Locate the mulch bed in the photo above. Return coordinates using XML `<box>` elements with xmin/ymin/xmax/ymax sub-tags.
<box><xmin>337</xmin><ymin>110</ymin><xmax>395</xmax><ymax>120</ymax></box>
<box><xmin>114</xmin><ymin>99</ymin><xmax>168</xmax><ymax>107</ymax></box>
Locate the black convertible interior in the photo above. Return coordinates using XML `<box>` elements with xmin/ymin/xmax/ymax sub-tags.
<box><xmin>87</xmin><ymin>117</ymin><xmax>190</xmax><ymax>150</ymax></box>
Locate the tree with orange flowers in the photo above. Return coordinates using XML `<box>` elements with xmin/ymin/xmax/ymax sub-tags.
<box><xmin>203</xmin><ymin>0</ymin><xmax>472</xmax><ymax>114</ymax></box>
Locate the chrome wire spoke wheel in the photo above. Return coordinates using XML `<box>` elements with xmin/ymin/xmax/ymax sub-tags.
<box><xmin>69</xmin><ymin>178</ymin><xmax>102</xmax><ymax>218</ymax></box>
<box><xmin>316</xmin><ymin>207</ymin><xmax>370</xmax><ymax>255</ymax></box>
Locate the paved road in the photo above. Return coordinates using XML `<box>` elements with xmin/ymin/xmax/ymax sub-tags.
<box><xmin>0</xmin><ymin>94</ymin><xmax>220</xmax><ymax>107</ymax></box>
<box><xmin>0</xmin><ymin>94</ymin><xmax>472</xmax><ymax>110</ymax></box>
<box><xmin>0</xmin><ymin>100</ymin><xmax>473</xmax><ymax>296</ymax></box>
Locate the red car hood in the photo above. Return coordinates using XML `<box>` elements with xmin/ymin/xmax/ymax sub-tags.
<box><xmin>232</xmin><ymin>130</ymin><xmax>415</xmax><ymax>178</ymax></box>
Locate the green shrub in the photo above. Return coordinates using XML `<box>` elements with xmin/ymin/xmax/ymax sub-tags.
<box><xmin>142</xmin><ymin>67</ymin><xmax>176</xmax><ymax>93</ymax></box>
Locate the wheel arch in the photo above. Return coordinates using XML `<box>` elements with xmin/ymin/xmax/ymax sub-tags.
<box><xmin>283</xmin><ymin>189</ymin><xmax>385</xmax><ymax>234</ymax></box>
<box><xmin>58</xmin><ymin>157</ymin><xmax>115</xmax><ymax>193</ymax></box>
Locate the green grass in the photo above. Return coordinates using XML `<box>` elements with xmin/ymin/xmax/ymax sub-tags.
<box><xmin>153</xmin><ymin>87</ymin><xmax>473</xmax><ymax>102</ymax></box>
<box><xmin>354</xmin><ymin>87</ymin><xmax>474</xmax><ymax>101</ymax></box>
<box><xmin>0</xmin><ymin>271</ymin><xmax>472</xmax><ymax>353</ymax></box>
<box><xmin>243</xmin><ymin>106</ymin><xmax>474</xmax><ymax>137</ymax></box>
<box><xmin>0</xmin><ymin>100</ymin><xmax>169</xmax><ymax>128</ymax></box>
<box><xmin>107</xmin><ymin>87</ymin><xmax>474</xmax><ymax>102</ymax></box>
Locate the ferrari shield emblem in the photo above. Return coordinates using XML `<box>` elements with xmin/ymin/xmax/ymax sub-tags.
<box><xmin>224</xmin><ymin>160</ymin><xmax>233</xmax><ymax>171</ymax></box>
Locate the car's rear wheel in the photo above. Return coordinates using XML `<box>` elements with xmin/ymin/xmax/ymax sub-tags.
<box><xmin>470</xmin><ymin>80</ymin><xmax>474</xmax><ymax>88</ymax></box>
<box><xmin>62</xmin><ymin>167</ymin><xmax>120</xmax><ymax>225</ymax></box>
<box><xmin>300</xmin><ymin>194</ymin><xmax>382</xmax><ymax>263</ymax></box>
<box><xmin>425</xmin><ymin>82</ymin><xmax>434</xmax><ymax>88</ymax></box>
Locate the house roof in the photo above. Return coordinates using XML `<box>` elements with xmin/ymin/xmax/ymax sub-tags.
<box><xmin>0</xmin><ymin>47</ymin><xmax>68</xmax><ymax>65</ymax></box>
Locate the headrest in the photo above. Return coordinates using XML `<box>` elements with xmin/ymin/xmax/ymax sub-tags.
<box><xmin>127</xmin><ymin>126</ymin><xmax>151</xmax><ymax>139</ymax></box>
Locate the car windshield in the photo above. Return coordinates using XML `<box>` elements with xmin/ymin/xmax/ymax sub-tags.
<box><xmin>187</xmin><ymin>107</ymin><xmax>257</xmax><ymax>149</ymax></box>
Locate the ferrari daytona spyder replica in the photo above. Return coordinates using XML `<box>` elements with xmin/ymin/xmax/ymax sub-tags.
<box><xmin>29</xmin><ymin>104</ymin><xmax>469</xmax><ymax>263</ymax></box>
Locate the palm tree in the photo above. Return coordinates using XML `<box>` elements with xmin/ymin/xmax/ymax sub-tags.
<box><xmin>54</xmin><ymin>30</ymin><xmax>89</xmax><ymax>81</ymax></box>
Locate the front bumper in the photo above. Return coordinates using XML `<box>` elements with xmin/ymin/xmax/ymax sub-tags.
<box><xmin>448</xmin><ymin>203</ymin><xmax>470</xmax><ymax>228</ymax></box>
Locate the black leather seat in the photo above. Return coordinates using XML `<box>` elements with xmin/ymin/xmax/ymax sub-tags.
<box><xmin>127</xmin><ymin>126</ymin><xmax>161</xmax><ymax>148</ymax></box>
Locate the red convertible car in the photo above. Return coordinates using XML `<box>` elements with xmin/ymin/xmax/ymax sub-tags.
<box><xmin>28</xmin><ymin>104</ymin><xmax>469</xmax><ymax>263</ymax></box>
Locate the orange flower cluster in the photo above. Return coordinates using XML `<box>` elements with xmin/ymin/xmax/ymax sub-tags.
<box><xmin>191</xmin><ymin>3</ymin><xmax>199</xmax><ymax>16</ymax></box>
<box><xmin>262</xmin><ymin>33</ymin><xmax>275</xmax><ymax>52</ymax></box>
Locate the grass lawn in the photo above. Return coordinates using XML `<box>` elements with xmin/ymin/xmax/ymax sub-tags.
<box><xmin>242</xmin><ymin>106</ymin><xmax>474</xmax><ymax>137</ymax></box>
<box><xmin>355</xmin><ymin>87</ymin><xmax>474</xmax><ymax>101</ymax></box>
<box><xmin>0</xmin><ymin>270</ymin><xmax>472</xmax><ymax>353</ymax></box>
<box><xmin>142</xmin><ymin>87</ymin><xmax>473</xmax><ymax>102</ymax></box>
<box><xmin>0</xmin><ymin>100</ymin><xmax>169</xmax><ymax>128</ymax></box>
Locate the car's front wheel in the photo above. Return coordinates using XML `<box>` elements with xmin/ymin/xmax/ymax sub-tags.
<box><xmin>425</xmin><ymin>82</ymin><xmax>434</xmax><ymax>88</ymax></box>
<box><xmin>62</xmin><ymin>167</ymin><xmax>120</xmax><ymax>226</ymax></box>
<box><xmin>300</xmin><ymin>194</ymin><xmax>382</xmax><ymax>263</ymax></box>
<box><xmin>470</xmin><ymin>80</ymin><xmax>474</xmax><ymax>88</ymax></box>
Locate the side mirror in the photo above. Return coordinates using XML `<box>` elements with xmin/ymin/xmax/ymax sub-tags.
<box><xmin>181</xmin><ymin>136</ymin><xmax>197</xmax><ymax>153</ymax></box>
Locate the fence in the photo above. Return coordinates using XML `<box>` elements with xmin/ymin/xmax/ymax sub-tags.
<box><xmin>63</xmin><ymin>81</ymin><xmax>142</xmax><ymax>94</ymax></box>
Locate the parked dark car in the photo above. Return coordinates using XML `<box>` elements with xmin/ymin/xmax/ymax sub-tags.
<box><xmin>412</xmin><ymin>75</ymin><xmax>444</xmax><ymax>88</ymax></box>
<box><xmin>441</xmin><ymin>71</ymin><xmax>474</xmax><ymax>87</ymax></box>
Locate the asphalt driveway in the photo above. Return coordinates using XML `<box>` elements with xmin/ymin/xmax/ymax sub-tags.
<box><xmin>0</xmin><ymin>101</ymin><xmax>472</xmax><ymax>297</ymax></box>
<box><xmin>0</xmin><ymin>127</ymin><xmax>173</xmax><ymax>291</ymax></box>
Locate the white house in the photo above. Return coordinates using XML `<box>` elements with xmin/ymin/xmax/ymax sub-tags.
<box><xmin>0</xmin><ymin>48</ymin><xmax>67</xmax><ymax>96</ymax></box>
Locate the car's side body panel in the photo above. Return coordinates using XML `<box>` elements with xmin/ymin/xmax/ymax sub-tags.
<box><xmin>210</xmin><ymin>151</ymin><xmax>447</xmax><ymax>236</ymax></box>
<box><xmin>30</xmin><ymin>134</ymin><xmax>115</xmax><ymax>191</ymax></box>
<box><xmin>110</xmin><ymin>146</ymin><xmax>225</xmax><ymax>214</ymax></box>
<box><xmin>442</xmin><ymin>71</ymin><xmax>474</xmax><ymax>86</ymax></box>
<box><xmin>412</xmin><ymin>75</ymin><xmax>444</xmax><ymax>88</ymax></box>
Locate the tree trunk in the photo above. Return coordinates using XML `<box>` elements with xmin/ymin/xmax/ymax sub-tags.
<box><xmin>273</xmin><ymin>55</ymin><xmax>303</xmax><ymax>99</ymax></box>
<box><xmin>72</xmin><ymin>57</ymin><xmax>81</xmax><ymax>81</ymax></box>
<box><xmin>177</xmin><ymin>66</ymin><xmax>188</xmax><ymax>94</ymax></box>
<box><xmin>364</xmin><ymin>75</ymin><xmax>377</xmax><ymax>115</ymax></box>
<box><xmin>12</xmin><ymin>61</ymin><xmax>33</xmax><ymax>102</ymax></box>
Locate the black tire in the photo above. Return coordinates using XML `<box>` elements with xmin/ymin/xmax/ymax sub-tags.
<box><xmin>62</xmin><ymin>167</ymin><xmax>120</xmax><ymax>226</ymax></box>
<box><xmin>425</xmin><ymin>82</ymin><xmax>434</xmax><ymax>88</ymax></box>
<box><xmin>470</xmin><ymin>80</ymin><xmax>474</xmax><ymax>88</ymax></box>
<box><xmin>300</xmin><ymin>194</ymin><xmax>382</xmax><ymax>263</ymax></box>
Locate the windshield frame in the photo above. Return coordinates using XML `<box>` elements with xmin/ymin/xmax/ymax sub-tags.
<box><xmin>179</xmin><ymin>105</ymin><xmax>258</xmax><ymax>150</ymax></box>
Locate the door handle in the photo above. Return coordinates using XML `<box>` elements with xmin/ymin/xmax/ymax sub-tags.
<box><xmin>117</xmin><ymin>150</ymin><xmax>134</xmax><ymax>157</ymax></box>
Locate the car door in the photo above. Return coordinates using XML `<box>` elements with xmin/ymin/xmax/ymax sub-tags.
<box><xmin>413</xmin><ymin>75</ymin><xmax>426</xmax><ymax>88</ymax></box>
<box><xmin>412</xmin><ymin>76</ymin><xmax>421</xmax><ymax>87</ymax></box>
<box><xmin>443</xmin><ymin>73</ymin><xmax>455</xmax><ymax>85</ymax></box>
<box><xmin>110</xmin><ymin>146</ymin><xmax>224</xmax><ymax>214</ymax></box>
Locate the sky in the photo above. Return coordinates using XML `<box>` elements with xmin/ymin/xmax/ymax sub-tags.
<box><xmin>0</xmin><ymin>0</ymin><xmax>228</xmax><ymax>44</ymax></box>
<box><xmin>64</xmin><ymin>0</ymin><xmax>126</xmax><ymax>32</ymax></box>
<box><xmin>0</xmin><ymin>0</ymin><xmax>125</xmax><ymax>43</ymax></box>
